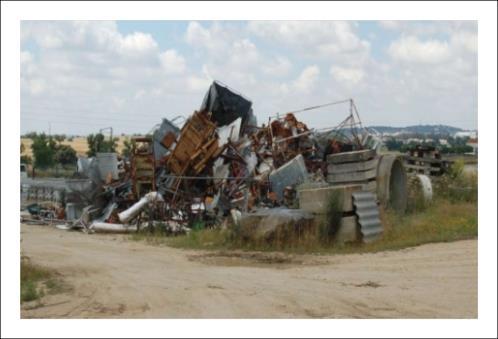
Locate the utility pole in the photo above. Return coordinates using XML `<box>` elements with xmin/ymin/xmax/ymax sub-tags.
<box><xmin>99</xmin><ymin>127</ymin><xmax>113</xmax><ymax>140</ymax></box>
<box><xmin>99</xmin><ymin>127</ymin><xmax>114</xmax><ymax>153</ymax></box>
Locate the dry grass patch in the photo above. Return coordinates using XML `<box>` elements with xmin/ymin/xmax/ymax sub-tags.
<box><xmin>21</xmin><ymin>256</ymin><xmax>71</xmax><ymax>304</ymax></box>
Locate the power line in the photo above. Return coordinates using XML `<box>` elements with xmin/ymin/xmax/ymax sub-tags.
<box><xmin>21</xmin><ymin>103</ymin><xmax>186</xmax><ymax>120</ymax></box>
<box><xmin>21</xmin><ymin>115</ymin><xmax>159</xmax><ymax>127</ymax></box>
<box><xmin>21</xmin><ymin>111</ymin><xmax>165</xmax><ymax>125</ymax></box>
<box><xmin>20</xmin><ymin>117</ymin><xmax>153</xmax><ymax>130</ymax></box>
<box><xmin>270</xmin><ymin>99</ymin><xmax>351</xmax><ymax>119</ymax></box>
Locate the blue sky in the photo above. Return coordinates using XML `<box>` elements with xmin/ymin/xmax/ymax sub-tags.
<box><xmin>20</xmin><ymin>20</ymin><xmax>477</xmax><ymax>135</ymax></box>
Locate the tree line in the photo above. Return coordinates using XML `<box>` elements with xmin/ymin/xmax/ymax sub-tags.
<box><xmin>384</xmin><ymin>136</ymin><xmax>474</xmax><ymax>154</ymax></box>
<box><xmin>20</xmin><ymin>132</ymin><xmax>131</xmax><ymax>170</ymax></box>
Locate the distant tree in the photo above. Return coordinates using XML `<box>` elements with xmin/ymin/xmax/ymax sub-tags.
<box><xmin>440</xmin><ymin>144</ymin><xmax>473</xmax><ymax>154</ymax></box>
<box><xmin>54</xmin><ymin>144</ymin><xmax>77</xmax><ymax>166</ymax></box>
<box><xmin>21</xmin><ymin>155</ymin><xmax>32</xmax><ymax>165</ymax></box>
<box><xmin>384</xmin><ymin>138</ymin><xmax>404</xmax><ymax>151</ymax></box>
<box><xmin>453</xmin><ymin>145</ymin><xmax>473</xmax><ymax>154</ymax></box>
<box><xmin>121</xmin><ymin>138</ymin><xmax>136</xmax><ymax>158</ymax></box>
<box><xmin>399</xmin><ymin>144</ymin><xmax>411</xmax><ymax>153</ymax></box>
<box><xmin>23</xmin><ymin>131</ymin><xmax>38</xmax><ymax>139</ymax></box>
<box><xmin>87</xmin><ymin>133</ymin><xmax>118</xmax><ymax>157</ymax></box>
<box><xmin>31</xmin><ymin>133</ymin><xmax>56</xmax><ymax>168</ymax></box>
<box><xmin>53</xmin><ymin>134</ymin><xmax>66</xmax><ymax>144</ymax></box>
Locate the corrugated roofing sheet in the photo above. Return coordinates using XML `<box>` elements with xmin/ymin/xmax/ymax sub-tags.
<box><xmin>352</xmin><ymin>191</ymin><xmax>383</xmax><ymax>243</ymax></box>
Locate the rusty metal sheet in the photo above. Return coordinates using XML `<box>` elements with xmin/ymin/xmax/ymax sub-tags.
<box><xmin>131</xmin><ymin>137</ymin><xmax>156</xmax><ymax>198</ymax></box>
<box><xmin>167</xmin><ymin>111</ymin><xmax>217</xmax><ymax>176</ymax></box>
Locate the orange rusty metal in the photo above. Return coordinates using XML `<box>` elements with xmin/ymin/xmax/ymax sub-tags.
<box><xmin>166</xmin><ymin>111</ymin><xmax>218</xmax><ymax>176</ymax></box>
<box><xmin>131</xmin><ymin>136</ymin><xmax>156</xmax><ymax>198</ymax></box>
<box><xmin>161</xmin><ymin>131</ymin><xmax>177</xmax><ymax>149</ymax></box>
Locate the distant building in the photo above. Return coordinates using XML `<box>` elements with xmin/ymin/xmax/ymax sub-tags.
<box><xmin>439</xmin><ymin>139</ymin><xmax>448</xmax><ymax>146</ymax></box>
<box><xmin>466</xmin><ymin>138</ymin><xmax>478</xmax><ymax>155</ymax></box>
<box><xmin>455</xmin><ymin>131</ymin><xmax>477</xmax><ymax>139</ymax></box>
<box><xmin>406</xmin><ymin>138</ymin><xmax>423</xmax><ymax>144</ymax></box>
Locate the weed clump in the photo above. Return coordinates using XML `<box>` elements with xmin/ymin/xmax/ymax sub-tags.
<box><xmin>434</xmin><ymin>159</ymin><xmax>477</xmax><ymax>203</ymax></box>
<box><xmin>21</xmin><ymin>256</ymin><xmax>68</xmax><ymax>303</ymax></box>
<box><xmin>21</xmin><ymin>280</ymin><xmax>40</xmax><ymax>302</ymax></box>
<box><xmin>320</xmin><ymin>190</ymin><xmax>343</xmax><ymax>244</ymax></box>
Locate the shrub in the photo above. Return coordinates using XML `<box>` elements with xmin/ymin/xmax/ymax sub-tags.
<box><xmin>54</xmin><ymin>144</ymin><xmax>77</xmax><ymax>166</ymax></box>
<box><xmin>31</xmin><ymin>133</ymin><xmax>56</xmax><ymax>168</ymax></box>
<box><xmin>407</xmin><ymin>176</ymin><xmax>430</xmax><ymax>213</ymax></box>
<box><xmin>87</xmin><ymin>133</ymin><xmax>118</xmax><ymax>157</ymax></box>
<box><xmin>434</xmin><ymin>159</ymin><xmax>477</xmax><ymax>203</ymax></box>
<box><xmin>448</xmin><ymin>159</ymin><xmax>465</xmax><ymax>180</ymax></box>
<box><xmin>20</xmin><ymin>258</ymin><xmax>52</xmax><ymax>303</ymax></box>
<box><xmin>21</xmin><ymin>281</ymin><xmax>39</xmax><ymax>302</ymax></box>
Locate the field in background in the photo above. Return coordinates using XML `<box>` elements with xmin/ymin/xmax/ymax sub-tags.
<box><xmin>20</xmin><ymin>136</ymin><xmax>128</xmax><ymax>158</ymax></box>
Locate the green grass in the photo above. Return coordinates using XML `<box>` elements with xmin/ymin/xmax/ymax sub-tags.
<box><xmin>157</xmin><ymin>198</ymin><xmax>477</xmax><ymax>255</ymax></box>
<box><xmin>356</xmin><ymin>198</ymin><xmax>477</xmax><ymax>254</ymax></box>
<box><xmin>21</xmin><ymin>257</ymin><xmax>70</xmax><ymax>303</ymax></box>
<box><xmin>128</xmin><ymin>223</ymin><xmax>187</xmax><ymax>246</ymax></box>
<box><xmin>21</xmin><ymin>280</ymin><xmax>42</xmax><ymax>303</ymax></box>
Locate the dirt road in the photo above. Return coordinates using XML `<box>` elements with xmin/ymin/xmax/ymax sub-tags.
<box><xmin>20</xmin><ymin>224</ymin><xmax>477</xmax><ymax>318</ymax></box>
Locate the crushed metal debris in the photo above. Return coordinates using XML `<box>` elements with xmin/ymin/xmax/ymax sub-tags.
<box><xmin>21</xmin><ymin>81</ymin><xmax>398</xmax><ymax>243</ymax></box>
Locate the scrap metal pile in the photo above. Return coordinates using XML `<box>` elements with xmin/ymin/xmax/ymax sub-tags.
<box><xmin>37</xmin><ymin>81</ymin><xmax>381</xmax><ymax>234</ymax></box>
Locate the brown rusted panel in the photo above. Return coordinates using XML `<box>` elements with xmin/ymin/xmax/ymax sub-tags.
<box><xmin>161</xmin><ymin>132</ymin><xmax>177</xmax><ymax>149</ymax></box>
<box><xmin>131</xmin><ymin>136</ymin><xmax>156</xmax><ymax>198</ymax></box>
<box><xmin>166</xmin><ymin>111</ymin><xmax>218</xmax><ymax>176</ymax></box>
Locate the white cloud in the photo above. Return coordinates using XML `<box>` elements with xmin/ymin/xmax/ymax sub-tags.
<box><xmin>186</xmin><ymin>75</ymin><xmax>211</xmax><ymax>93</ymax></box>
<box><xmin>119</xmin><ymin>32</ymin><xmax>158</xmax><ymax>55</ymax></box>
<box><xmin>22</xmin><ymin>21</ymin><xmax>159</xmax><ymax>59</ymax></box>
<box><xmin>25</xmin><ymin>78</ymin><xmax>46</xmax><ymax>95</ymax></box>
<box><xmin>159</xmin><ymin>49</ymin><xmax>186</xmax><ymax>74</ymax></box>
<box><xmin>451</xmin><ymin>31</ymin><xmax>477</xmax><ymax>53</ymax></box>
<box><xmin>262</xmin><ymin>56</ymin><xmax>292</xmax><ymax>77</ymax></box>
<box><xmin>185</xmin><ymin>22</ymin><xmax>295</xmax><ymax>94</ymax></box>
<box><xmin>20</xmin><ymin>20</ymin><xmax>478</xmax><ymax>134</ymax></box>
<box><xmin>248</xmin><ymin>21</ymin><xmax>370</xmax><ymax>65</ymax></box>
<box><xmin>378</xmin><ymin>21</ymin><xmax>401</xmax><ymax>30</ymax></box>
<box><xmin>186</xmin><ymin>21</ymin><xmax>211</xmax><ymax>46</ymax></box>
<box><xmin>134</xmin><ymin>89</ymin><xmax>146</xmax><ymax>100</ymax></box>
<box><xmin>330</xmin><ymin>66</ymin><xmax>365</xmax><ymax>86</ymax></box>
<box><xmin>20</xmin><ymin>21</ymin><xmax>212</xmax><ymax>135</ymax></box>
<box><xmin>20</xmin><ymin>50</ymin><xmax>36</xmax><ymax>76</ymax></box>
<box><xmin>388</xmin><ymin>36</ymin><xmax>450</xmax><ymax>64</ymax></box>
<box><xmin>230</xmin><ymin>39</ymin><xmax>259</xmax><ymax>65</ymax></box>
<box><xmin>20</xmin><ymin>50</ymin><xmax>32</xmax><ymax>64</ymax></box>
<box><xmin>185</xmin><ymin>21</ymin><xmax>228</xmax><ymax>56</ymax></box>
<box><xmin>292</xmin><ymin>65</ymin><xmax>320</xmax><ymax>93</ymax></box>
<box><xmin>378</xmin><ymin>20</ymin><xmax>478</xmax><ymax>37</ymax></box>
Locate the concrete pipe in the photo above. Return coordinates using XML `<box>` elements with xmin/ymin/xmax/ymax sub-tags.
<box><xmin>376</xmin><ymin>154</ymin><xmax>408</xmax><ymax>213</ymax></box>
<box><xmin>118</xmin><ymin>191</ymin><xmax>164</xmax><ymax>223</ymax></box>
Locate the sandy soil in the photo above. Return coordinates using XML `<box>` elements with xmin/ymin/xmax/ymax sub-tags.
<box><xmin>20</xmin><ymin>224</ymin><xmax>477</xmax><ymax>319</ymax></box>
